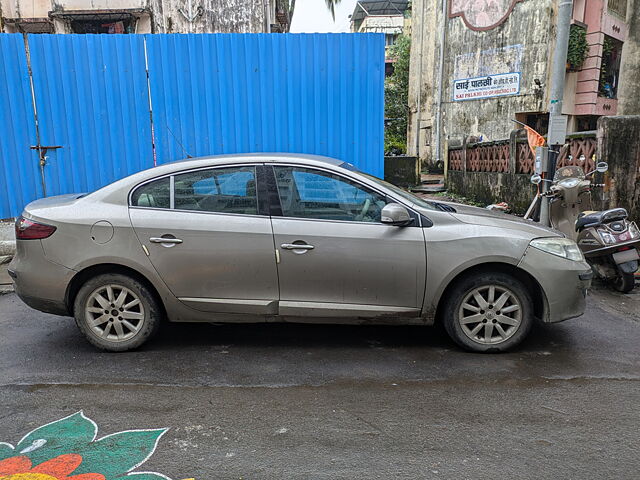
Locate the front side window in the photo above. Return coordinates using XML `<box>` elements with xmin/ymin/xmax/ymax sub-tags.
<box><xmin>174</xmin><ymin>166</ymin><xmax>258</xmax><ymax>215</ymax></box>
<box><xmin>273</xmin><ymin>166</ymin><xmax>387</xmax><ymax>223</ymax></box>
<box><xmin>130</xmin><ymin>177</ymin><xmax>170</xmax><ymax>209</ymax></box>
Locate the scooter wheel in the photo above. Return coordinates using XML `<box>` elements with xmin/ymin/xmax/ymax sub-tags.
<box><xmin>612</xmin><ymin>272</ymin><xmax>636</xmax><ymax>293</ymax></box>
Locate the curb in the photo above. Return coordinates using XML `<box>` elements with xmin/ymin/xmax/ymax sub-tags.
<box><xmin>0</xmin><ymin>240</ymin><xmax>16</xmax><ymax>257</ymax></box>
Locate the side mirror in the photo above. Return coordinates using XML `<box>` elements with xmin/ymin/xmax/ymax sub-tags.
<box><xmin>586</xmin><ymin>161</ymin><xmax>609</xmax><ymax>176</ymax></box>
<box><xmin>381</xmin><ymin>203</ymin><xmax>413</xmax><ymax>226</ymax></box>
<box><xmin>530</xmin><ymin>174</ymin><xmax>542</xmax><ymax>185</ymax></box>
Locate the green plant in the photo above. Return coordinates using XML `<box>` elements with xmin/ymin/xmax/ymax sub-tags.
<box><xmin>567</xmin><ymin>24</ymin><xmax>589</xmax><ymax>71</ymax></box>
<box><xmin>384</xmin><ymin>35</ymin><xmax>411</xmax><ymax>155</ymax></box>
<box><xmin>599</xmin><ymin>36</ymin><xmax>615</xmax><ymax>97</ymax></box>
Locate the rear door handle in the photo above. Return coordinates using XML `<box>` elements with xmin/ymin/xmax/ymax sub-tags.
<box><xmin>150</xmin><ymin>237</ymin><xmax>183</xmax><ymax>244</ymax></box>
<box><xmin>281</xmin><ymin>243</ymin><xmax>314</xmax><ymax>250</ymax></box>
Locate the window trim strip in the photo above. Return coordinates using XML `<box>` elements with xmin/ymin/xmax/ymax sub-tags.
<box><xmin>169</xmin><ymin>175</ymin><xmax>175</xmax><ymax>210</ymax></box>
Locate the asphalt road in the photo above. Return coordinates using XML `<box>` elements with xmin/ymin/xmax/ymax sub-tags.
<box><xmin>1</xmin><ymin>288</ymin><xmax>639</xmax><ymax>480</ymax></box>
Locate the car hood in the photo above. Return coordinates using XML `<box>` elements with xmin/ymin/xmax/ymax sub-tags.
<box><xmin>419</xmin><ymin>202</ymin><xmax>562</xmax><ymax>238</ymax></box>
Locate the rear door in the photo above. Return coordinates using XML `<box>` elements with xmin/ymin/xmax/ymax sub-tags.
<box><xmin>269</xmin><ymin>164</ymin><xmax>426</xmax><ymax>318</ymax></box>
<box><xmin>128</xmin><ymin>164</ymin><xmax>279</xmax><ymax>315</ymax></box>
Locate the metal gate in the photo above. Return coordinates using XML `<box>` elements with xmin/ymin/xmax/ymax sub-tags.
<box><xmin>0</xmin><ymin>33</ymin><xmax>384</xmax><ymax>219</ymax></box>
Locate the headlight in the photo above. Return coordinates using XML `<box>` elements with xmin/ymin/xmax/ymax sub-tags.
<box><xmin>559</xmin><ymin>178</ymin><xmax>581</xmax><ymax>188</ymax></box>
<box><xmin>530</xmin><ymin>237</ymin><xmax>585</xmax><ymax>262</ymax></box>
<box><xmin>629</xmin><ymin>222</ymin><xmax>640</xmax><ymax>239</ymax></box>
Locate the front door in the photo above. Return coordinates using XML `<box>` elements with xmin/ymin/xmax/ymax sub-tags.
<box><xmin>270</xmin><ymin>165</ymin><xmax>426</xmax><ymax>318</ymax></box>
<box><xmin>129</xmin><ymin>164</ymin><xmax>279</xmax><ymax>315</ymax></box>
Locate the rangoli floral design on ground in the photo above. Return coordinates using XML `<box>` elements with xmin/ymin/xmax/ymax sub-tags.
<box><xmin>0</xmin><ymin>412</ymin><xmax>174</xmax><ymax>480</ymax></box>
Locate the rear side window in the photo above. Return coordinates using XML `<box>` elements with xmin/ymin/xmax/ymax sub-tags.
<box><xmin>174</xmin><ymin>166</ymin><xmax>258</xmax><ymax>215</ymax></box>
<box><xmin>130</xmin><ymin>177</ymin><xmax>170</xmax><ymax>209</ymax></box>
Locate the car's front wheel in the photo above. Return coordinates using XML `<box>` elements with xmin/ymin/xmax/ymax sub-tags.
<box><xmin>74</xmin><ymin>273</ymin><xmax>162</xmax><ymax>352</ymax></box>
<box><xmin>443</xmin><ymin>272</ymin><xmax>533</xmax><ymax>352</ymax></box>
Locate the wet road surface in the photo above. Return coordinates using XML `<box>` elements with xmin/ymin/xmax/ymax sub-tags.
<box><xmin>1</xmin><ymin>288</ymin><xmax>639</xmax><ymax>479</ymax></box>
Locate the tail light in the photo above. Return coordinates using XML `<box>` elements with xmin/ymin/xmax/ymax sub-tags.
<box><xmin>15</xmin><ymin>216</ymin><xmax>57</xmax><ymax>240</ymax></box>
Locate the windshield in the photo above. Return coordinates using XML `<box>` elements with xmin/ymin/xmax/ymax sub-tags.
<box><xmin>554</xmin><ymin>165</ymin><xmax>585</xmax><ymax>182</ymax></box>
<box><xmin>339</xmin><ymin>162</ymin><xmax>438</xmax><ymax>211</ymax></box>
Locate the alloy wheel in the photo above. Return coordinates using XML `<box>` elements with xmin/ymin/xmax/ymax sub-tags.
<box><xmin>458</xmin><ymin>285</ymin><xmax>522</xmax><ymax>345</ymax></box>
<box><xmin>85</xmin><ymin>284</ymin><xmax>145</xmax><ymax>342</ymax></box>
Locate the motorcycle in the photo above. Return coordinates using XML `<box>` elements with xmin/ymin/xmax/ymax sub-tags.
<box><xmin>526</xmin><ymin>161</ymin><xmax>640</xmax><ymax>293</ymax></box>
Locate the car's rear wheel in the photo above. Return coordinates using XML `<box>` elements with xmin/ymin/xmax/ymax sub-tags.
<box><xmin>443</xmin><ymin>272</ymin><xmax>533</xmax><ymax>352</ymax></box>
<box><xmin>74</xmin><ymin>273</ymin><xmax>161</xmax><ymax>351</ymax></box>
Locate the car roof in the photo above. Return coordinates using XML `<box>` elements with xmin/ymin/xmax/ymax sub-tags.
<box><xmin>163</xmin><ymin>152</ymin><xmax>346</xmax><ymax>170</ymax></box>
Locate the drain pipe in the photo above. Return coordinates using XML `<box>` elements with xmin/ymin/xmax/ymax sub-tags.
<box><xmin>434</xmin><ymin>0</ymin><xmax>448</xmax><ymax>168</ymax></box>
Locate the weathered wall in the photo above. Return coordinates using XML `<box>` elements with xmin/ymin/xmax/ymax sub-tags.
<box><xmin>149</xmin><ymin>0</ymin><xmax>272</xmax><ymax>33</ymax></box>
<box><xmin>1</xmin><ymin>0</ymin><xmax>273</xmax><ymax>33</ymax></box>
<box><xmin>407</xmin><ymin>0</ymin><xmax>439</xmax><ymax>165</ymax></box>
<box><xmin>441</xmin><ymin>0</ymin><xmax>553</xmax><ymax>142</ymax></box>
<box><xmin>618</xmin><ymin>0</ymin><xmax>640</xmax><ymax>115</ymax></box>
<box><xmin>447</xmin><ymin>170</ymin><xmax>536</xmax><ymax>214</ymax></box>
<box><xmin>1</xmin><ymin>0</ymin><xmax>53</xmax><ymax>18</ymax></box>
<box><xmin>408</xmin><ymin>0</ymin><xmax>555</xmax><ymax>168</ymax></box>
<box><xmin>384</xmin><ymin>156</ymin><xmax>420</xmax><ymax>187</ymax></box>
<box><xmin>596</xmin><ymin>116</ymin><xmax>640</xmax><ymax>222</ymax></box>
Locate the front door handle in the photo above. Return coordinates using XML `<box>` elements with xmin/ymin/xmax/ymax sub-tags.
<box><xmin>281</xmin><ymin>243</ymin><xmax>314</xmax><ymax>250</ymax></box>
<box><xmin>150</xmin><ymin>237</ymin><xmax>183</xmax><ymax>244</ymax></box>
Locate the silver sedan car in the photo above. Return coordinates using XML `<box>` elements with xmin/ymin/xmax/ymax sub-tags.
<box><xmin>9</xmin><ymin>154</ymin><xmax>593</xmax><ymax>352</ymax></box>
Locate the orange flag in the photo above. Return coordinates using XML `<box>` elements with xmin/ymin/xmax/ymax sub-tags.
<box><xmin>524</xmin><ymin>125</ymin><xmax>545</xmax><ymax>156</ymax></box>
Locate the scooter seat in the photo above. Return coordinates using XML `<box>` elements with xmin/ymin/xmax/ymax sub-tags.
<box><xmin>576</xmin><ymin>208</ymin><xmax>628</xmax><ymax>231</ymax></box>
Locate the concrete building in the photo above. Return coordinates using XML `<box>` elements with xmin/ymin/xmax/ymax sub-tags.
<box><xmin>408</xmin><ymin>0</ymin><xmax>637</xmax><ymax>166</ymax></box>
<box><xmin>0</xmin><ymin>0</ymin><xmax>290</xmax><ymax>34</ymax></box>
<box><xmin>350</xmin><ymin>0</ymin><xmax>409</xmax><ymax>74</ymax></box>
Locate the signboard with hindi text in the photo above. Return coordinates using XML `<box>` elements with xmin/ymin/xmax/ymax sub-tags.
<box><xmin>453</xmin><ymin>72</ymin><xmax>520</xmax><ymax>101</ymax></box>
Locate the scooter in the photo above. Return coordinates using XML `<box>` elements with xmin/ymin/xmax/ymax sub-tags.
<box><xmin>526</xmin><ymin>161</ymin><xmax>640</xmax><ymax>293</ymax></box>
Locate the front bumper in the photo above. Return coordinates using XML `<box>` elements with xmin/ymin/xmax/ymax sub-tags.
<box><xmin>8</xmin><ymin>239</ymin><xmax>75</xmax><ymax>316</ymax></box>
<box><xmin>518</xmin><ymin>246</ymin><xmax>592</xmax><ymax>323</ymax></box>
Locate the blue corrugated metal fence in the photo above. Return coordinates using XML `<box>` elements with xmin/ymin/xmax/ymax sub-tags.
<box><xmin>0</xmin><ymin>33</ymin><xmax>385</xmax><ymax>219</ymax></box>
<box><xmin>0</xmin><ymin>34</ymin><xmax>41</xmax><ymax>217</ymax></box>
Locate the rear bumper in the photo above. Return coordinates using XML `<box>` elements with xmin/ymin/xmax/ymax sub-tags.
<box><xmin>8</xmin><ymin>240</ymin><xmax>75</xmax><ymax>316</ymax></box>
<box><xmin>518</xmin><ymin>246</ymin><xmax>592</xmax><ymax>323</ymax></box>
<box><xmin>584</xmin><ymin>240</ymin><xmax>640</xmax><ymax>258</ymax></box>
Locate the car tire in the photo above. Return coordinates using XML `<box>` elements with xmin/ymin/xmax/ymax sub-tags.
<box><xmin>442</xmin><ymin>272</ymin><xmax>533</xmax><ymax>353</ymax></box>
<box><xmin>73</xmin><ymin>273</ymin><xmax>162</xmax><ymax>352</ymax></box>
